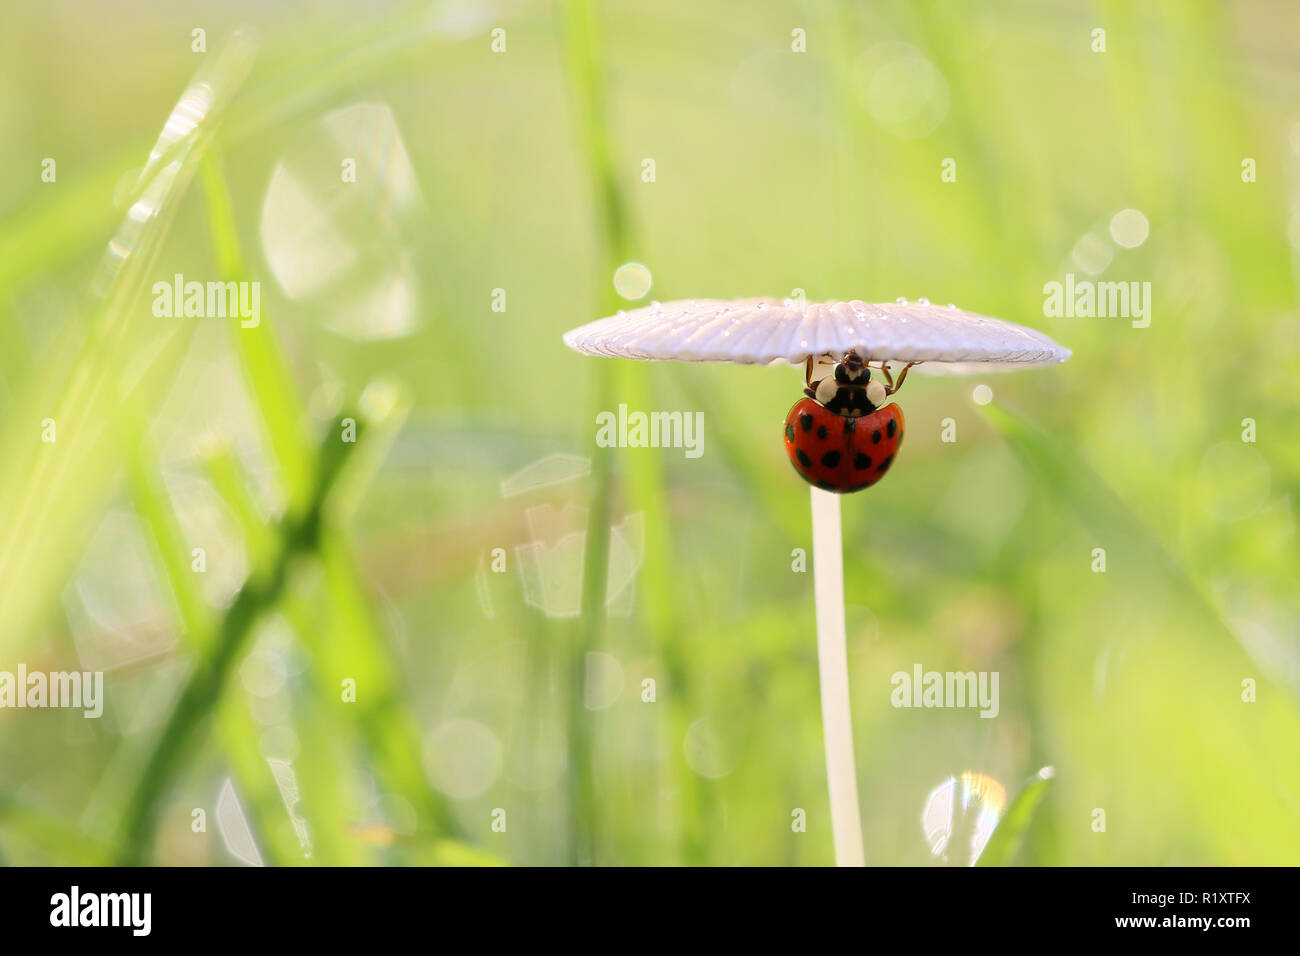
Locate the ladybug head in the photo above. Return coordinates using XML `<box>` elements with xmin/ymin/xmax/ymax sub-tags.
<box><xmin>802</xmin><ymin>352</ymin><xmax>879</xmax><ymax>415</ymax></box>
<box><xmin>833</xmin><ymin>352</ymin><xmax>870</xmax><ymax>384</ymax></box>
<box><xmin>804</xmin><ymin>353</ymin><xmax>909</xmax><ymax>415</ymax></box>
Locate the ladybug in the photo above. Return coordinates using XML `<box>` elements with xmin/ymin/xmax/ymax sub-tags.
<box><xmin>783</xmin><ymin>352</ymin><xmax>914</xmax><ymax>493</ymax></box>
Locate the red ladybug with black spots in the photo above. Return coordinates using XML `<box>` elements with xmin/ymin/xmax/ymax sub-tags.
<box><xmin>783</xmin><ymin>352</ymin><xmax>914</xmax><ymax>493</ymax></box>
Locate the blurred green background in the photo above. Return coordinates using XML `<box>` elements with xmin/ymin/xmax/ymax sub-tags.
<box><xmin>0</xmin><ymin>0</ymin><xmax>1297</xmax><ymax>866</ymax></box>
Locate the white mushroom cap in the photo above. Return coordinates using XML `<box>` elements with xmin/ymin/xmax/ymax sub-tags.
<box><xmin>563</xmin><ymin>298</ymin><xmax>1070</xmax><ymax>374</ymax></box>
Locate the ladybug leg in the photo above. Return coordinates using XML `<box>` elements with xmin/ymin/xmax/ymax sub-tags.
<box><xmin>885</xmin><ymin>362</ymin><xmax>916</xmax><ymax>396</ymax></box>
<box><xmin>803</xmin><ymin>356</ymin><xmax>818</xmax><ymax>399</ymax></box>
<box><xmin>878</xmin><ymin>362</ymin><xmax>896</xmax><ymax>391</ymax></box>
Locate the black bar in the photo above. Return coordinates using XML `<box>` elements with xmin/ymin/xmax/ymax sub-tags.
<box><xmin>0</xmin><ymin>866</ymin><xmax>1282</xmax><ymax>941</ymax></box>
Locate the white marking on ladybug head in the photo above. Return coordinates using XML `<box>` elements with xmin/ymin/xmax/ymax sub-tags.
<box><xmin>815</xmin><ymin>376</ymin><xmax>838</xmax><ymax>405</ymax></box>
<box><xmin>866</xmin><ymin>380</ymin><xmax>887</xmax><ymax>407</ymax></box>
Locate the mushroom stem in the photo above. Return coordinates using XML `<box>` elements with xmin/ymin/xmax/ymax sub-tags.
<box><xmin>810</xmin><ymin>487</ymin><xmax>865</xmax><ymax>866</ymax></box>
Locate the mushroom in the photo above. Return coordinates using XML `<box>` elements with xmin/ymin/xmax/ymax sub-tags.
<box><xmin>563</xmin><ymin>295</ymin><xmax>1070</xmax><ymax>866</ymax></box>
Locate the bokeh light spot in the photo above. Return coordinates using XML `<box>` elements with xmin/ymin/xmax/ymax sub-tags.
<box><xmin>856</xmin><ymin>42</ymin><xmax>950</xmax><ymax>139</ymax></box>
<box><xmin>613</xmin><ymin>262</ymin><xmax>653</xmax><ymax>300</ymax></box>
<box><xmin>1110</xmin><ymin>208</ymin><xmax>1150</xmax><ymax>248</ymax></box>
<box><xmin>423</xmin><ymin>718</ymin><xmax>503</xmax><ymax>799</ymax></box>
<box><xmin>1071</xmin><ymin>231</ymin><xmax>1114</xmax><ymax>275</ymax></box>
<box><xmin>683</xmin><ymin>718</ymin><xmax>738</xmax><ymax>779</ymax></box>
<box><xmin>584</xmin><ymin>651</ymin><xmax>624</xmax><ymax>710</ymax></box>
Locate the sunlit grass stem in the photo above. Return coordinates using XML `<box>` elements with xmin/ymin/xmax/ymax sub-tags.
<box><xmin>560</xmin><ymin>0</ymin><xmax>634</xmax><ymax>864</ymax></box>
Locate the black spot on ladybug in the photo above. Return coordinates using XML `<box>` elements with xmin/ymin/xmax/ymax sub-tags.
<box><xmin>817</xmin><ymin>425</ymin><xmax>828</xmax><ymax>440</ymax></box>
<box><xmin>876</xmin><ymin>454</ymin><xmax>894</xmax><ymax>472</ymax></box>
<box><xmin>796</xmin><ymin>449</ymin><xmax>812</xmax><ymax>468</ymax></box>
<box><xmin>785</xmin><ymin>422</ymin><xmax>795</xmax><ymax>443</ymax></box>
<box><xmin>820</xmin><ymin>451</ymin><xmax>841</xmax><ymax>468</ymax></box>
<box><xmin>853</xmin><ymin>452</ymin><xmax>871</xmax><ymax>470</ymax></box>
<box><xmin>848</xmin><ymin>482</ymin><xmax>871</xmax><ymax>493</ymax></box>
<box><xmin>872</xmin><ymin>429</ymin><xmax>882</xmax><ymax>444</ymax></box>
<box><xmin>887</xmin><ymin>419</ymin><xmax>897</xmax><ymax>438</ymax></box>
<box><xmin>816</xmin><ymin>479</ymin><xmax>836</xmax><ymax>491</ymax></box>
<box><xmin>800</xmin><ymin>414</ymin><xmax>813</xmax><ymax>433</ymax></box>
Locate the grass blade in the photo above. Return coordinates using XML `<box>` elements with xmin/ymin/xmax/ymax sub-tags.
<box><xmin>115</xmin><ymin>416</ymin><xmax>361</xmax><ymax>863</ymax></box>
<box><xmin>976</xmin><ymin>768</ymin><xmax>1054</xmax><ymax>867</ymax></box>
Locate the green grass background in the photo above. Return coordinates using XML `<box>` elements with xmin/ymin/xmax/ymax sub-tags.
<box><xmin>0</xmin><ymin>0</ymin><xmax>1297</xmax><ymax>865</ymax></box>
